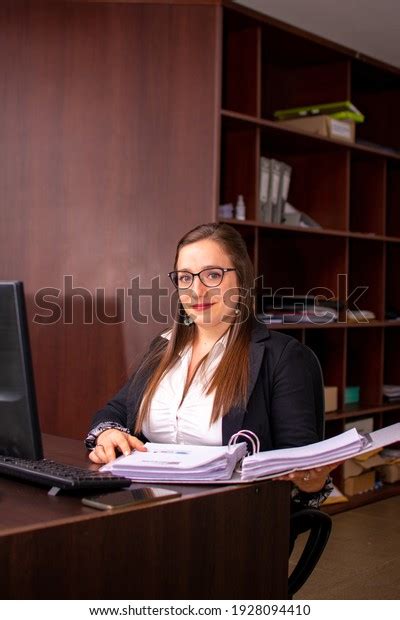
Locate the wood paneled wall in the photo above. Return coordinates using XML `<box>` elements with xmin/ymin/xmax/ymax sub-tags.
<box><xmin>0</xmin><ymin>0</ymin><xmax>220</xmax><ymax>438</ymax></box>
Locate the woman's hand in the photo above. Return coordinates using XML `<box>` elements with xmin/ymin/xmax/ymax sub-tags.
<box><xmin>88</xmin><ymin>429</ymin><xmax>147</xmax><ymax>464</ymax></box>
<box><xmin>275</xmin><ymin>461</ymin><xmax>342</xmax><ymax>493</ymax></box>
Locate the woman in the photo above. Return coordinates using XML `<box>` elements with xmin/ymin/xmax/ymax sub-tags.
<box><xmin>85</xmin><ymin>222</ymin><xmax>337</xmax><ymax>501</ymax></box>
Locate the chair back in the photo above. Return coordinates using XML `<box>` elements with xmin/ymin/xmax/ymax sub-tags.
<box><xmin>288</xmin><ymin>343</ymin><xmax>332</xmax><ymax>598</ymax></box>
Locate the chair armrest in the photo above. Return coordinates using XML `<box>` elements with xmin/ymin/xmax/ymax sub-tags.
<box><xmin>288</xmin><ymin>508</ymin><xmax>332</xmax><ymax>598</ymax></box>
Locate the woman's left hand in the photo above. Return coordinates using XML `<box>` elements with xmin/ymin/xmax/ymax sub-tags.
<box><xmin>275</xmin><ymin>461</ymin><xmax>342</xmax><ymax>493</ymax></box>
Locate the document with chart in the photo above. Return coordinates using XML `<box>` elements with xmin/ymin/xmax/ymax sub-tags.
<box><xmin>101</xmin><ymin>442</ymin><xmax>247</xmax><ymax>482</ymax></box>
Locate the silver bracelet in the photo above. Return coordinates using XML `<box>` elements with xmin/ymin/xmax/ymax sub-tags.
<box><xmin>84</xmin><ymin>422</ymin><xmax>131</xmax><ymax>450</ymax></box>
<box><xmin>291</xmin><ymin>476</ymin><xmax>334</xmax><ymax>508</ymax></box>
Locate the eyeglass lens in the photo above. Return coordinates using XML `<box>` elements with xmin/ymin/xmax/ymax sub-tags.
<box><xmin>171</xmin><ymin>268</ymin><xmax>224</xmax><ymax>288</ymax></box>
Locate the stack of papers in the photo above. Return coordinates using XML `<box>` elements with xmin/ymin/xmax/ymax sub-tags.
<box><xmin>240</xmin><ymin>424</ymin><xmax>400</xmax><ymax>481</ymax></box>
<box><xmin>256</xmin><ymin>310</ymin><xmax>336</xmax><ymax>325</ymax></box>
<box><xmin>99</xmin><ymin>423</ymin><xmax>400</xmax><ymax>484</ymax></box>
<box><xmin>240</xmin><ymin>428</ymin><xmax>368</xmax><ymax>480</ymax></box>
<box><xmin>383</xmin><ymin>385</ymin><xmax>400</xmax><ymax>402</ymax></box>
<box><xmin>101</xmin><ymin>442</ymin><xmax>247</xmax><ymax>482</ymax></box>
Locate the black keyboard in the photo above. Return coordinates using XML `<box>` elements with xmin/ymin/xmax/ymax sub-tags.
<box><xmin>0</xmin><ymin>455</ymin><xmax>131</xmax><ymax>492</ymax></box>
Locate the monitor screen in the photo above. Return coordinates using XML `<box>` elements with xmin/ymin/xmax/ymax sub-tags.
<box><xmin>0</xmin><ymin>281</ymin><xmax>43</xmax><ymax>459</ymax></box>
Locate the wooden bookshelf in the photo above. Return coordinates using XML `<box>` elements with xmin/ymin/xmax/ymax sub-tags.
<box><xmin>219</xmin><ymin>217</ymin><xmax>400</xmax><ymax>242</ymax></box>
<box><xmin>4</xmin><ymin>0</ymin><xmax>397</xmax><ymax>510</ymax></box>
<box><xmin>218</xmin><ymin>1</ymin><xmax>400</xmax><ymax>510</ymax></box>
<box><xmin>221</xmin><ymin>109</ymin><xmax>400</xmax><ymax>161</ymax></box>
<box><xmin>323</xmin><ymin>481</ymin><xmax>400</xmax><ymax>516</ymax></box>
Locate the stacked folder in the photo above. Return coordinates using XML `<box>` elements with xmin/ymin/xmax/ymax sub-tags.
<box><xmin>259</xmin><ymin>157</ymin><xmax>291</xmax><ymax>224</ymax></box>
<box><xmin>240</xmin><ymin>428</ymin><xmax>368</xmax><ymax>480</ymax></box>
<box><xmin>256</xmin><ymin>294</ymin><xmax>340</xmax><ymax>325</ymax></box>
<box><xmin>383</xmin><ymin>385</ymin><xmax>400</xmax><ymax>402</ymax></box>
<box><xmin>256</xmin><ymin>310</ymin><xmax>336</xmax><ymax>325</ymax></box>
<box><xmin>101</xmin><ymin>442</ymin><xmax>247</xmax><ymax>482</ymax></box>
<box><xmin>100</xmin><ymin>423</ymin><xmax>400</xmax><ymax>484</ymax></box>
<box><xmin>241</xmin><ymin>424</ymin><xmax>400</xmax><ymax>481</ymax></box>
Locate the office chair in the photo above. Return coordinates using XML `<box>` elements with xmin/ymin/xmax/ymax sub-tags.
<box><xmin>288</xmin><ymin>345</ymin><xmax>332</xmax><ymax>598</ymax></box>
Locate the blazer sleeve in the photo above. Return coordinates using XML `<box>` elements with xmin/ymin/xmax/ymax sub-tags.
<box><xmin>269</xmin><ymin>338</ymin><xmax>332</xmax><ymax>508</ymax></box>
<box><xmin>269</xmin><ymin>338</ymin><xmax>319</xmax><ymax>449</ymax></box>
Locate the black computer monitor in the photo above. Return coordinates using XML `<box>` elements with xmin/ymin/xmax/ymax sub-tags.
<box><xmin>0</xmin><ymin>281</ymin><xmax>43</xmax><ymax>459</ymax></box>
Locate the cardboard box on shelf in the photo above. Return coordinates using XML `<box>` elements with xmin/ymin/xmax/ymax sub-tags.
<box><xmin>277</xmin><ymin>115</ymin><xmax>355</xmax><ymax>143</ymax></box>
<box><xmin>343</xmin><ymin>459</ymin><xmax>364</xmax><ymax>479</ymax></box>
<box><xmin>378</xmin><ymin>462</ymin><xmax>400</xmax><ymax>483</ymax></box>
<box><xmin>321</xmin><ymin>484</ymin><xmax>349</xmax><ymax>506</ymax></box>
<box><xmin>354</xmin><ymin>453</ymin><xmax>386</xmax><ymax>467</ymax></box>
<box><xmin>324</xmin><ymin>386</ymin><xmax>338</xmax><ymax>412</ymax></box>
<box><xmin>344</xmin><ymin>416</ymin><xmax>374</xmax><ymax>435</ymax></box>
<box><xmin>353</xmin><ymin>448</ymin><xmax>382</xmax><ymax>462</ymax></box>
<box><xmin>343</xmin><ymin>452</ymin><xmax>386</xmax><ymax>479</ymax></box>
<box><xmin>344</xmin><ymin>470</ymin><xmax>375</xmax><ymax>495</ymax></box>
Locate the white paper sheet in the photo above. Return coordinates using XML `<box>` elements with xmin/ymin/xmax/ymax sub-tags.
<box><xmin>99</xmin><ymin>422</ymin><xmax>400</xmax><ymax>485</ymax></box>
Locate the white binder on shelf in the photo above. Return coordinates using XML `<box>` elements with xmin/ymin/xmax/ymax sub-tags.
<box><xmin>275</xmin><ymin>162</ymin><xmax>292</xmax><ymax>224</ymax></box>
<box><xmin>259</xmin><ymin>157</ymin><xmax>270</xmax><ymax>222</ymax></box>
<box><xmin>267</xmin><ymin>159</ymin><xmax>282</xmax><ymax>224</ymax></box>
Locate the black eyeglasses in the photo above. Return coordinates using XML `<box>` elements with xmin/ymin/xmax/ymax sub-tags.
<box><xmin>168</xmin><ymin>267</ymin><xmax>236</xmax><ymax>289</ymax></box>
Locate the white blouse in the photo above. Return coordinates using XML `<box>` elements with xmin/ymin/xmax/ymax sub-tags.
<box><xmin>141</xmin><ymin>330</ymin><xmax>229</xmax><ymax>446</ymax></box>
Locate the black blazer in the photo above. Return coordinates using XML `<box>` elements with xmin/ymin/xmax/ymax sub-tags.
<box><xmin>89</xmin><ymin>321</ymin><xmax>320</xmax><ymax>452</ymax></box>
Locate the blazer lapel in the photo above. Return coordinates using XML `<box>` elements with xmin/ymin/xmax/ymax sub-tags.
<box><xmin>222</xmin><ymin>323</ymin><xmax>270</xmax><ymax>444</ymax></box>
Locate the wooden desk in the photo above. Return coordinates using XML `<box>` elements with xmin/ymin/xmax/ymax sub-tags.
<box><xmin>0</xmin><ymin>435</ymin><xmax>290</xmax><ymax>599</ymax></box>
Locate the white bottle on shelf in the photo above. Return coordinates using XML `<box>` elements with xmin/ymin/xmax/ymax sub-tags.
<box><xmin>235</xmin><ymin>194</ymin><xmax>246</xmax><ymax>220</ymax></box>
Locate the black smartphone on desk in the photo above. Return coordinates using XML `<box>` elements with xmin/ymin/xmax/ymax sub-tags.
<box><xmin>82</xmin><ymin>487</ymin><xmax>181</xmax><ymax>510</ymax></box>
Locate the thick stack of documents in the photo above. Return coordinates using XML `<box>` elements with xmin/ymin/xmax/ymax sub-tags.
<box><xmin>256</xmin><ymin>309</ymin><xmax>336</xmax><ymax>325</ymax></box>
<box><xmin>256</xmin><ymin>294</ymin><xmax>340</xmax><ymax>325</ymax></box>
<box><xmin>240</xmin><ymin>428</ymin><xmax>367</xmax><ymax>480</ymax></box>
<box><xmin>383</xmin><ymin>385</ymin><xmax>400</xmax><ymax>402</ymax></box>
<box><xmin>99</xmin><ymin>423</ymin><xmax>400</xmax><ymax>484</ymax></box>
<box><xmin>101</xmin><ymin>442</ymin><xmax>247</xmax><ymax>482</ymax></box>
<box><xmin>347</xmin><ymin>309</ymin><xmax>376</xmax><ymax>322</ymax></box>
<box><xmin>240</xmin><ymin>424</ymin><xmax>400</xmax><ymax>481</ymax></box>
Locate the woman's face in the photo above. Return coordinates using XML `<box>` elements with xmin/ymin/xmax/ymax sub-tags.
<box><xmin>175</xmin><ymin>239</ymin><xmax>239</xmax><ymax>329</ymax></box>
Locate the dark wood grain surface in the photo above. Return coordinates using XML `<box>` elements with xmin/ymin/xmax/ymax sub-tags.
<box><xmin>0</xmin><ymin>0</ymin><xmax>219</xmax><ymax>440</ymax></box>
<box><xmin>0</xmin><ymin>435</ymin><xmax>290</xmax><ymax>599</ymax></box>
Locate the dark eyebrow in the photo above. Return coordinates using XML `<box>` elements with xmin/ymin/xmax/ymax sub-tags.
<box><xmin>177</xmin><ymin>265</ymin><xmax>221</xmax><ymax>272</ymax></box>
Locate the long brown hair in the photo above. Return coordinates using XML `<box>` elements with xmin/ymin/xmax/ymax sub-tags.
<box><xmin>133</xmin><ymin>222</ymin><xmax>255</xmax><ymax>433</ymax></box>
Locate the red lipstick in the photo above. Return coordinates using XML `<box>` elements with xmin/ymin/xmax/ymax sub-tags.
<box><xmin>191</xmin><ymin>302</ymin><xmax>214</xmax><ymax>310</ymax></box>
